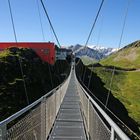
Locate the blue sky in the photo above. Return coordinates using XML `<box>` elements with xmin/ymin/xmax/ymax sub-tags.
<box><xmin>0</xmin><ymin>0</ymin><xmax>140</xmax><ymax>48</ymax></box>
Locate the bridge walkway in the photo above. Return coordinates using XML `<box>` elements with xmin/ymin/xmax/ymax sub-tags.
<box><xmin>48</xmin><ymin>70</ymin><xmax>87</xmax><ymax>140</ymax></box>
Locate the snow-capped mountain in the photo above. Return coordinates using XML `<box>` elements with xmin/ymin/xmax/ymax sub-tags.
<box><xmin>69</xmin><ymin>45</ymin><xmax>119</xmax><ymax>60</ymax></box>
<box><xmin>69</xmin><ymin>44</ymin><xmax>82</xmax><ymax>52</ymax></box>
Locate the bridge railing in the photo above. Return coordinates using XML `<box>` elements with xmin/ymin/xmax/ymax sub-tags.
<box><xmin>0</xmin><ymin>71</ymin><xmax>71</xmax><ymax>140</ymax></box>
<box><xmin>75</xmin><ymin>73</ymin><xmax>130</xmax><ymax>140</ymax></box>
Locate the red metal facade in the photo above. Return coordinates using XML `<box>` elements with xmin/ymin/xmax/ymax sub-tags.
<box><xmin>0</xmin><ymin>42</ymin><xmax>55</xmax><ymax>64</ymax></box>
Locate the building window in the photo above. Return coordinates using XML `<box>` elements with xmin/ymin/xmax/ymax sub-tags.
<box><xmin>44</xmin><ymin>49</ymin><xmax>50</xmax><ymax>55</ymax></box>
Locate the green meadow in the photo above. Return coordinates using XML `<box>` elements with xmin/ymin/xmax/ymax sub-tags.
<box><xmin>90</xmin><ymin>66</ymin><xmax>140</xmax><ymax>127</ymax></box>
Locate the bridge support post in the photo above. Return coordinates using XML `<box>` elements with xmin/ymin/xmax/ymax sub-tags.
<box><xmin>111</xmin><ymin>127</ymin><xmax>115</xmax><ymax>140</ymax></box>
<box><xmin>41</xmin><ymin>97</ymin><xmax>46</xmax><ymax>140</ymax></box>
<box><xmin>55</xmin><ymin>90</ymin><xmax>57</xmax><ymax>116</ymax></box>
<box><xmin>0</xmin><ymin>125</ymin><xmax>6</xmax><ymax>140</ymax></box>
<box><xmin>87</xmin><ymin>98</ymin><xmax>90</xmax><ymax>140</ymax></box>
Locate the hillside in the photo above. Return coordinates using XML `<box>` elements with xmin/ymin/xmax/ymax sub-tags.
<box><xmin>100</xmin><ymin>40</ymin><xmax>140</xmax><ymax>69</ymax></box>
<box><xmin>0</xmin><ymin>47</ymin><xmax>70</xmax><ymax>121</ymax></box>
<box><xmin>75</xmin><ymin>59</ymin><xmax>140</xmax><ymax>139</ymax></box>
<box><xmin>75</xmin><ymin>41</ymin><xmax>140</xmax><ymax>138</ymax></box>
<box><xmin>91</xmin><ymin>67</ymin><xmax>140</xmax><ymax>127</ymax></box>
<box><xmin>88</xmin><ymin>41</ymin><xmax>140</xmax><ymax>138</ymax></box>
<box><xmin>98</xmin><ymin>41</ymin><xmax>140</xmax><ymax>124</ymax></box>
<box><xmin>81</xmin><ymin>56</ymin><xmax>97</xmax><ymax>65</ymax></box>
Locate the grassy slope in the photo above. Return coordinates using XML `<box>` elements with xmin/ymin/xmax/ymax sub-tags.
<box><xmin>89</xmin><ymin>41</ymin><xmax>140</xmax><ymax>129</ymax></box>
<box><xmin>0</xmin><ymin>49</ymin><xmax>11</xmax><ymax>59</ymax></box>
<box><xmin>81</xmin><ymin>56</ymin><xmax>97</xmax><ymax>65</ymax></box>
<box><xmin>100</xmin><ymin>43</ymin><xmax>140</xmax><ymax>69</ymax></box>
<box><xmin>121</xmin><ymin>72</ymin><xmax>140</xmax><ymax>124</ymax></box>
<box><xmin>86</xmin><ymin>41</ymin><xmax>140</xmax><ymax>130</ymax></box>
<box><xmin>91</xmin><ymin>67</ymin><xmax>140</xmax><ymax>126</ymax></box>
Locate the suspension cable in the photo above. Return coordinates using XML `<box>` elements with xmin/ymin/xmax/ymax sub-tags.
<box><xmin>76</xmin><ymin>0</ymin><xmax>105</xmax><ymax>67</ymax></box>
<box><xmin>88</xmin><ymin>16</ymin><xmax>104</xmax><ymax>88</ymax></box>
<box><xmin>81</xmin><ymin>0</ymin><xmax>105</xmax><ymax>82</ymax></box>
<box><xmin>40</xmin><ymin>0</ymin><xmax>69</xmax><ymax>82</ymax></box>
<box><xmin>105</xmin><ymin>0</ymin><xmax>130</xmax><ymax>109</ymax></box>
<box><xmin>77</xmin><ymin>0</ymin><xmax>139</xmax><ymax>138</ymax></box>
<box><xmin>36</xmin><ymin>0</ymin><xmax>54</xmax><ymax>89</ymax></box>
<box><xmin>40</xmin><ymin>0</ymin><xmax>61</xmax><ymax>48</ymax></box>
<box><xmin>36</xmin><ymin>0</ymin><xmax>45</xmax><ymax>41</ymax></box>
<box><xmin>85</xmin><ymin>0</ymin><xmax>105</xmax><ymax>48</ymax></box>
<box><xmin>8</xmin><ymin>0</ymin><xmax>29</xmax><ymax>104</ymax></box>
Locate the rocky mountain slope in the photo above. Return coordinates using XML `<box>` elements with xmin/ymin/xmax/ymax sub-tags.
<box><xmin>69</xmin><ymin>44</ymin><xmax>118</xmax><ymax>60</ymax></box>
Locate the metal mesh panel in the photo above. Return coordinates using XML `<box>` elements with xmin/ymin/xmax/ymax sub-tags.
<box><xmin>78</xmin><ymin>85</ymin><xmax>111</xmax><ymax>139</ymax></box>
<box><xmin>74</xmin><ymin>71</ymin><xmax>130</xmax><ymax>140</ymax></box>
<box><xmin>7</xmin><ymin>105</ymin><xmax>41</xmax><ymax>140</ymax></box>
<box><xmin>2</xmin><ymin>73</ymin><xmax>71</xmax><ymax>140</ymax></box>
<box><xmin>81</xmin><ymin>92</ymin><xmax>89</xmax><ymax>131</ymax></box>
<box><xmin>89</xmin><ymin>103</ymin><xmax>111</xmax><ymax>140</ymax></box>
<box><xmin>45</xmin><ymin>93</ymin><xmax>56</xmax><ymax>138</ymax></box>
<box><xmin>55</xmin><ymin>90</ymin><xmax>61</xmax><ymax>115</ymax></box>
<box><xmin>60</xmin><ymin>79</ymin><xmax>69</xmax><ymax>100</ymax></box>
<box><xmin>75</xmin><ymin>76</ymin><xmax>111</xmax><ymax>140</ymax></box>
<box><xmin>114</xmin><ymin>132</ymin><xmax>122</xmax><ymax>140</ymax></box>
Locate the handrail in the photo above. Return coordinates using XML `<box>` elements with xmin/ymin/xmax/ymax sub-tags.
<box><xmin>0</xmin><ymin>69</ymin><xmax>72</xmax><ymax>140</ymax></box>
<box><xmin>0</xmin><ymin>86</ymin><xmax>58</xmax><ymax>126</ymax></box>
<box><xmin>75</xmin><ymin>72</ymin><xmax>130</xmax><ymax>140</ymax></box>
<box><xmin>0</xmin><ymin>73</ymin><xmax>67</xmax><ymax>126</ymax></box>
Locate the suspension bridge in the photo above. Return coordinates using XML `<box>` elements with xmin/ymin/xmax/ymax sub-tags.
<box><xmin>0</xmin><ymin>0</ymin><xmax>140</xmax><ymax>139</ymax></box>
<box><xmin>0</xmin><ymin>63</ymin><xmax>130</xmax><ymax>140</ymax></box>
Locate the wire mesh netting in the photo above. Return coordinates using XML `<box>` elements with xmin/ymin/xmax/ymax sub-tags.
<box><xmin>76</xmin><ymin>78</ymin><xmax>111</xmax><ymax>140</ymax></box>
<box><xmin>88</xmin><ymin>103</ymin><xmax>111</xmax><ymax>140</ymax></box>
<box><xmin>7</xmin><ymin>105</ymin><xmax>41</xmax><ymax>139</ymax></box>
<box><xmin>0</xmin><ymin>72</ymin><xmax>71</xmax><ymax>140</ymax></box>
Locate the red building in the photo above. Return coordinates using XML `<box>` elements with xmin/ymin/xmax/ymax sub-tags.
<box><xmin>0</xmin><ymin>42</ymin><xmax>55</xmax><ymax>64</ymax></box>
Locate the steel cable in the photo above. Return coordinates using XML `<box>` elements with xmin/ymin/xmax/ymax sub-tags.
<box><xmin>87</xmin><ymin>16</ymin><xmax>104</xmax><ymax>88</ymax></box>
<box><xmin>36</xmin><ymin>0</ymin><xmax>46</xmax><ymax>42</ymax></box>
<box><xmin>36</xmin><ymin>0</ymin><xmax>54</xmax><ymax>89</ymax></box>
<box><xmin>105</xmin><ymin>0</ymin><xmax>131</xmax><ymax>109</ymax></box>
<box><xmin>75</xmin><ymin>0</ymin><xmax>105</xmax><ymax>84</ymax></box>
<box><xmin>40</xmin><ymin>0</ymin><xmax>70</xmax><ymax>85</ymax></box>
<box><xmin>8</xmin><ymin>0</ymin><xmax>29</xmax><ymax>104</ymax></box>
<box><xmin>75</xmin><ymin>0</ymin><xmax>105</xmax><ymax>66</ymax></box>
<box><xmin>40</xmin><ymin>0</ymin><xmax>61</xmax><ymax>48</ymax></box>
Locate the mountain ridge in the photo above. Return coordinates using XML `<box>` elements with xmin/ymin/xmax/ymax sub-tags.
<box><xmin>68</xmin><ymin>44</ymin><xmax>119</xmax><ymax>60</ymax></box>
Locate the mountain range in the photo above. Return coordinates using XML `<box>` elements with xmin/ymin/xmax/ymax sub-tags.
<box><xmin>69</xmin><ymin>44</ymin><xmax>119</xmax><ymax>60</ymax></box>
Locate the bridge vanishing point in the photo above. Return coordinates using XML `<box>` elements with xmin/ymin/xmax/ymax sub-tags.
<box><xmin>0</xmin><ymin>63</ymin><xmax>130</xmax><ymax>140</ymax></box>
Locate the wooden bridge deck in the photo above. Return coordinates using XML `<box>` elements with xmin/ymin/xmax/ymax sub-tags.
<box><xmin>49</xmin><ymin>70</ymin><xmax>87</xmax><ymax>140</ymax></box>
